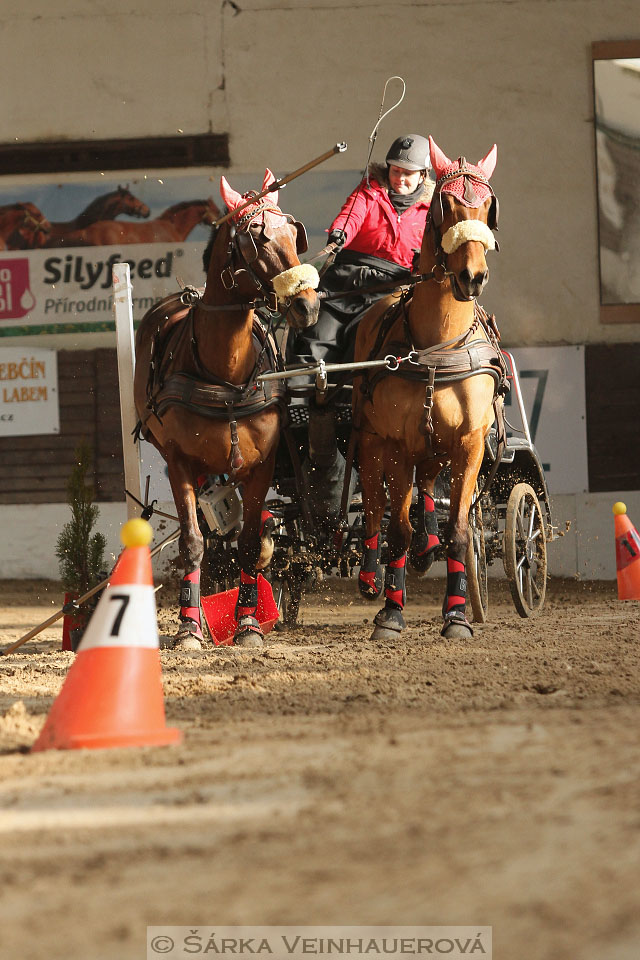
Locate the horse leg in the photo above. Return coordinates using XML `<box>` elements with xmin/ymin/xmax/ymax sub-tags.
<box><xmin>410</xmin><ymin>458</ymin><xmax>446</xmax><ymax>574</ymax></box>
<box><xmin>370</xmin><ymin>443</ymin><xmax>414</xmax><ymax>641</ymax></box>
<box><xmin>358</xmin><ymin>430</ymin><xmax>387</xmax><ymax>601</ymax></box>
<box><xmin>233</xmin><ymin>454</ymin><xmax>276</xmax><ymax>648</ymax></box>
<box><xmin>441</xmin><ymin>433</ymin><xmax>485</xmax><ymax>640</ymax></box>
<box><xmin>166</xmin><ymin>452</ymin><xmax>205</xmax><ymax>651</ymax></box>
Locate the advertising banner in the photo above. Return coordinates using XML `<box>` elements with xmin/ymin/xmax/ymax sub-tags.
<box><xmin>0</xmin><ymin>169</ymin><xmax>358</xmax><ymax>337</ymax></box>
<box><xmin>0</xmin><ymin>346</ymin><xmax>59</xmax><ymax>436</ymax></box>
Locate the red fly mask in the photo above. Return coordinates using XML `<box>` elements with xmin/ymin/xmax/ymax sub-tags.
<box><xmin>219</xmin><ymin>169</ymin><xmax>318</xmax><ymax>299</ymax></box>
<box><xmin>428</xmin><ymin>137</ymin><xmax>499</xmax><ymax>255</ymax></box>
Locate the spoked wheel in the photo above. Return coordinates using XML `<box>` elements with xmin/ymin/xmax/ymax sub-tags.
<box><xmin>503</xmin><ymin>482</ymin><xmax>547</xmax><ymax>618</ymax></box>
<box><xmin>466</xmin><ymin>496</ymin><xmax>488</xmax><ymax>623</ymax></box>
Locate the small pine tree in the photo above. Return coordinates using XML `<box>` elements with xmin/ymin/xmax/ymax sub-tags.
<box><xmin>56</xmin><ymin>441</ymin><xmax>107</xmax><ymax>596</ymax></box>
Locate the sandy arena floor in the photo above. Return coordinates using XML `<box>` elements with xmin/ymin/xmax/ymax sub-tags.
<box><xmin>0</xmin><ymin>574</ymin><xmax>639</xmax><ymax>960</ymax></box>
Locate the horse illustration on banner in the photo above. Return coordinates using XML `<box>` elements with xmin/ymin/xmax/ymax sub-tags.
<box><xmin>0</xmin><ymin>203</ymin><xmax>51</xmax><ymax>250</ymax></box>
<box><xmin>45</xmin><ymin>186</ymin><xmax>151</xmax><ymax>247</ymax></box>
<box><xmin>44</xmin><ymin>198</ymin><xmax>221</xmax><ymax>247</ymax></box>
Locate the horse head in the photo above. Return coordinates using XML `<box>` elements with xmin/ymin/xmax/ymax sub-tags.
<box><xmin>8</xmin><ymin>203</ymin><xmax>51</xmax><ymax>249</ymax></box>
<box><xmin>209</xmin><ymin>169</ymin><xmax>319</xmax><ymax>330</ymax></box>
<box><xmin>426</xmin><ymin>137</ymin><xmax>499</xmax><ymax>301</ymax></box>
<box><xmin>116</xmin><ymin>185</ymin><xmax>151</xmax><ymax>219</ymax></box>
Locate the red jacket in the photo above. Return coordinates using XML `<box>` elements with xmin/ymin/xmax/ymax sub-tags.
<box><xmin>329</xmin><ymin>166</ymin><xmax>432</xmax><ymax>270</ymax></box>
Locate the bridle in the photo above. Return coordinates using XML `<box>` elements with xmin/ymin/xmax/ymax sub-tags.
<box><xmin>8</xmin><ymin>208</ymin><xmax>50</xmax><ymax>248</ymax></box>
<box><xmin>425</xmin><ymin>161</ymin><xmax>499</xmax><ymax>286</ymax></box>
<box><xmin>196</xmin><ymin>194</ymin><xmax>316</xmax><ymax>316</ymax></box>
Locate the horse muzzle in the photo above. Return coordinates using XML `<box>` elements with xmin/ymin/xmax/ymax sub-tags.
<box><xmin>286</xmin><ymin>290</ymin><xmax>320</xmax><ymax>330</ymax></box>
<box><xmin>451</xmin><ymin>268</ymin><xmax>489</xmax><ymax>302</ymax></box>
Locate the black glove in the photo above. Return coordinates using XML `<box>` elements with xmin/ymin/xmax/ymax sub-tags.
<box><xmin>328</xmin><ymin>229</ymin><xmax>347</xmax><ymax>248</ymax></box>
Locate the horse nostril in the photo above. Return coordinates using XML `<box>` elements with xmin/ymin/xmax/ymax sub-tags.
<box><xmin>290</xmin><ymin>296</ymin><xmax>319</xmax><ymax>328</ymax></box>
<box><xmin>460</xmin><ymin>269</ymin><xmax>473</xmax><ymax>286</ymax></box>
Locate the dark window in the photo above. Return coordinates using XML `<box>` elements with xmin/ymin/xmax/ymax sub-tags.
<box><xmin>0</xmin><ymin>134</ymin><xmax>229</xmax><ymax>176</ymax></box>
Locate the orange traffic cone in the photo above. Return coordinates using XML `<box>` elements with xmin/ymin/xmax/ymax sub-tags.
<box><xmin>613</xmin><ymin>502</ymin><xmax>640</xmax><ymax>601</ymax></box>
<box><xmin>32</xmin><ymin>518</ymin><xmax>182</xmax><ymax>752</ymax></box>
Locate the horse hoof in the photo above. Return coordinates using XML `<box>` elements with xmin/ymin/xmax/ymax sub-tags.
<box><xmin>233</xmin><ymin>615</ymin><xmax>264</xmax><ymax>648</ymax></box>
<box><xmin>441</xmin><ymin>616</ymin><xmax>473</xmax><ymax>640</ymax></box>
<box><xmin>234</xmin><ymin>629</ymin><xmax>263</xmax><ymax>649</ymax></box>
<box><xmin>370</xmin><ymin>604</ymin><xmax>405</xmax><ymax>642</ymax></box>
<box><xmin>370</xmin><ymin>625</ymin><xmax>402</xmax><ymax>642</ymax></box>
<box><xmin>174</xmin><ymin>634</ymin><xmax>203</xmax><ymax>652</ymax></box>
<box><xmin>172</xmin><ymin>620</ymin><xmax>204</xmax><ymax>651</ymax></box>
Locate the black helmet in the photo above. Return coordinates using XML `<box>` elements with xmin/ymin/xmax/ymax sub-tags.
<box><xmin>385</xmin><ymin>134</ymin><xmax>430</xmax><ymax>172</ymax></box>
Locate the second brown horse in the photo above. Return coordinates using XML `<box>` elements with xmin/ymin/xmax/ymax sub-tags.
<box><xmin>354</xmin><ymin>136</ymin><xmax>506</xmax><ymax>641</ymax></box>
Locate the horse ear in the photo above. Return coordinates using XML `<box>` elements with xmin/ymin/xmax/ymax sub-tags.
<box><xmin>220</xmin><ymin>176</ymin><xmax>243</xmax><ymax>211</ymax></box>
<box><xmin>477</xmin><ymin>144</ymin><xmax>497</xmax><ymax>180</ymax></box>
<box><xmin>429</xmin><ymin>136</ymin><xmax>452</xmax><ymax>179</ymax></box>
<box><xmin>261</xmin><ymin>168</ymin><xmax>279</xmax><ymax>205</ymax></box>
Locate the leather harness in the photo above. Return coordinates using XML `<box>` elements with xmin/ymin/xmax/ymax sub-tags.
<box><xmin>137</xmin><ymin>289</ymin><xmax>287</xmax><ymax>475</ymax></box>
<box><xmin>358</xmin><ymin>292</ymin><xmax>509</xmax><ymax>459</ymax></box>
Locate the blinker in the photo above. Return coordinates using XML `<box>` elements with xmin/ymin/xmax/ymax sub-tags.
<box><xmin>294</xmin><ymin>221</ymin><xmax>308</xmax><ymax>255</ymax></box>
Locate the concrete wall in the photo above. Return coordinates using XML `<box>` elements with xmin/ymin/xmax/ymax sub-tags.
<box><xmin>2</xmin><ymin>0</ymin><xmax>640</xmax><ymax>347</ymax></box>
<box><xmin>2</xmin><ymin>0</ymin><xmax>640</xmax><ymax>580</ymax></box>
<box><xmin>4</xmin><ymin>491</ymin><xmax>640</xmax><ymax>583</ymax></box>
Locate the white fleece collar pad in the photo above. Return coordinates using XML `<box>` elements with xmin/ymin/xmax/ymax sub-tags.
<box><xmin>272</xmin><ymin>263</ymin><xmax>319</xmax><ymax>299</ymax></box>
<box><xmin>441</xmin><ymin>219</ymin><xmax>495</xmax><ymax>254</ymax></box>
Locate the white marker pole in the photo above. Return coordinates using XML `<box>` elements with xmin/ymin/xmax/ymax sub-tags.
<box><xmin>112</xmin><ymin>264</ymin><xmax>142</xmax><ymax>519</ymax></box>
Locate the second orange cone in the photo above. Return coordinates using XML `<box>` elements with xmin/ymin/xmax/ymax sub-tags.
<box><xmin>613</xmin><ymin>502</ymin><xmax>640</xmax><ymax>601</ymax></box>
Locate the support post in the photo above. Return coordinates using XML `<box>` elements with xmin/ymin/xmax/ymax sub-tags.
<box><xmin>112</xmin><ymin>263</ymin><xmax>141</xmax><ymax>519</ymax></box>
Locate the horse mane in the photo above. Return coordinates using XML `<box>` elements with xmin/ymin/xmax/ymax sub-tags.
<box><xmin>202</xmin><ymin>208</ymin><xmax>229</xmax><ymax>271</ymax></box>
<box><xmin>160</xmin><ymin>199</ymin><xmax>209</xmax><ymax>218</ymax></box>
<box><xmin>0</xmin><ymin>202</ymin><xmax>35</xmax><ymax>214</ymax></box>
<box><xmin>77</xmin><ymin>189</ymin><xmax>126</xmax><ymax>219</ymax></box>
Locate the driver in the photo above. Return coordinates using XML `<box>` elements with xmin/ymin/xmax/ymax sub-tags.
<box><xmin>292</xmin><ymin>134</ymin><xmax>434</xmax><ymax>530</ymax></box>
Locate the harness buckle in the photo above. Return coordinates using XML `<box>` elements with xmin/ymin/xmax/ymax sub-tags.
<box><xmin>180</xmin><ymin>286</ymin><xmax>202</xmax><ymax>307</ymax></box>
<box><xmin>264</xmin><ymin>291</ymin><xmax>279</xmax><ymax>313</ymax></box>
<box><xmin>221</xmin><ymin>266</ymin><xmax>237</xmax><ymax>290</ymax></box>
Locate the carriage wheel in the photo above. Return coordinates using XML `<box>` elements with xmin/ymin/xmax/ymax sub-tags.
<box><xmin>503</xmin><ymin>483</ymin><xmax>547</xmax><ymax>618</ymax></box>
<box><xmin>465</xmin><ymin>496</ymin><xmax>488</xmax><ymax>623</ymax></box>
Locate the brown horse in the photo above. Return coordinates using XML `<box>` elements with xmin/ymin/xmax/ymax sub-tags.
<box><xmin>51</xmin><ymin>198</ymin><xmax>220</xmax><ymax>247</ymax></box>
<box><xmin>45</xmin><ymin>186</ymin><xmax>150</xmax><ymax>246</ymax></box>
<box><xmin>134</xmin><ymin>171</ymin><xmax>320</xmax><ymax>649</ymax></box>
<box><xmin>353</xmin><ymin>136</ymin><xmax>505</xmax><ymax>641</ymax></box>
<box><xmin>0</xmin><ymin>203</ymin><xmax>51</xmax><ymax>249</ymax></box>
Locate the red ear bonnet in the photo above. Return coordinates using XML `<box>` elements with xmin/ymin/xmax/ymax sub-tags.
<box><xmin>429</xmin><ymin>138</ymin><xmax>497</xmax><ymax>208</ymax></box>
<box><xmin>261</xmin><ymin>168</ymin><xmax>279</xmax><ymax>207</ymax></box>
<box><xmin>476</xmin><ymin>144</ymin><xmax>497</xmax><ymax>180</ymax></box>
<box><xmin>219</xmin><ymin>176</ymin><xmax>244</xmax><ymax>212</ymax></box>
<box><xmin>428</xmin><ymin>137</ymin><xmax>452</xmax><ymax>181</ymax></box>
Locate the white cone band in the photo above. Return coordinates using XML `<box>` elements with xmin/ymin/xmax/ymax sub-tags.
<box><xmin>441</xmin><ymin>219</ymin><xmax>495</xmax><ymax>254</ymax></box>
<box><xmin>272</xmin><ymin>263</ymin><xmax>319</xmax><ymax>299</ymax></box>
<box><xmin>77</xmin><ymin>584</ymin><xmax>159</xmax><ymax>650</ymax></box>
